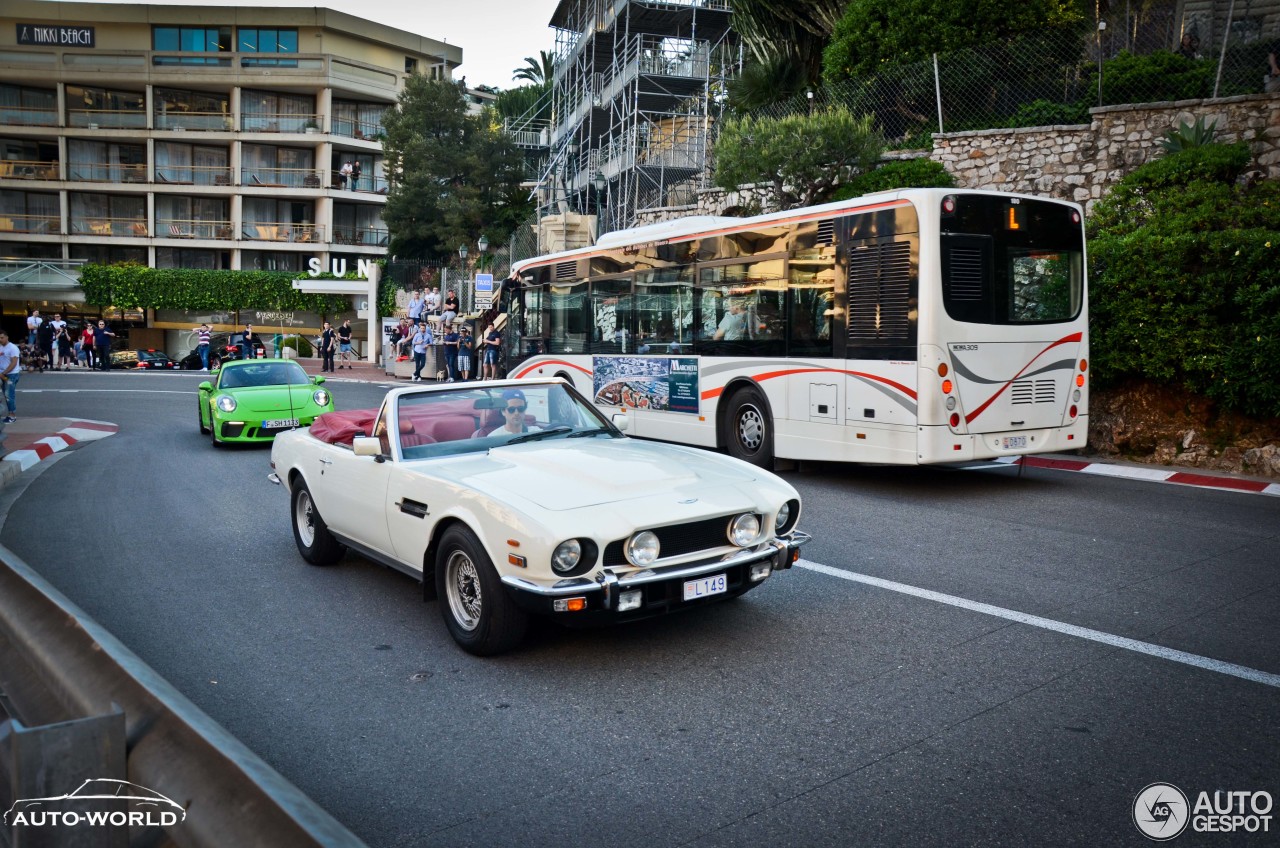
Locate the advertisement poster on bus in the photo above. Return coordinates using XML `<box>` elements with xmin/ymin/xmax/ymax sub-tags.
<box><xmin>592</xmin><ymin>356</ymin><xmax>699</xmax><ymax>414</ymax></box>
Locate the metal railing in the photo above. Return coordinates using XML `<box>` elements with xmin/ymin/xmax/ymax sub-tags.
<box><xmin>0</xmin><ymin>105</ymin><xmax>58</xmax><ymax>126</ymax></box>
<box><xmin>155</xmin><ymin>111</ymin><xmax>234</xmax><ymax>131</ymax></box>
<box><xmin>333</xmin><ymin>172</ymin><xmax>388</xmax><ymax>193</ymax></box>
<box><xmin>67</xmin><ymin>108</ymin><xmax>148</xmax><ymax>129</ymax></box>
<box><xmin>156</xmin><ymin>165</ymin><xmax>233</xmax><ymax>186</ymax></box>
<box><xmin>331</xmin><ymin>117</ymin><xmax>386</xmax><ymax>140</ymax></box>
<box><xmin>241</xmin><ymin>221</ymin><xmax>324</xmax><ymax>242</ymax></box>
<box><xmin>332</xmin><ymin>226</ymin><xmax>388</xmax><ymax>246</ymax></box>
<box><xmin>158</xmin><ymin>218</ymin><xmax>234</xmax><ymax>240</ymax></box>
<box><xmin>67</xmin><ymin>162</ymin><xmax>147</xmax><ymax>183</ymax></box>
<box><xmin>69</xmin><ymin>217</ymin><xmax>149</xmax><ymax>237</ymax></box>
<box><xmin>0</xmin><ymin>160</ymin><xmax>59</xmax><ymax>180</ymax></box>
<box><xmin>241</xmin><ymin>113</ymin><xmax>322</xmax><ymax>133</ymax></box>
<box><xmin>0</xmin><ymin>214</ymin><xmax>60</xmax><ymax>235</ymax></box>
<box><xmin>243</xmin><ymin>167</ymin><xmax>326</xmax><ymax>188</ymax></box>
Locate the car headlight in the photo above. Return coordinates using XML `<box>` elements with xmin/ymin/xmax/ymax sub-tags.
<box><xmin>775</xmin><ymin>499</ymin><xmax>800</xmax><ymax>535</ymax></box>
<box><xmin>774</xmin><ymin>502</ymin><xmax>790</xmax><ymax>532</ymax></box>
<box><xmin>551</xmin><ymin>540</ymin><xmax>582</xmax><ymax>574</ymax></box>
<box><xmin>215</xmin><ymin>395</ymin><xmax>237</xmax><ymax>413</ymax></box>
<box><xmin>729</xmin><ymin>513</ymin><xmax>760</xmax><ymax>547</ymax></box>
<box><xmin>627</xmin><ymin>530</ymin><xmax>660</xmax><ymax>565</ymax></box>
<box><xmin>312</xmin><ymin>389</ymin><xmax>330</xmax><ymax>407</ymax></box>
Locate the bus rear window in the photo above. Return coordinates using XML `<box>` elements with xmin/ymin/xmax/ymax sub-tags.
<box><xmin>940</xmin><ymin>196</ymin><xmax>1084</xmax><ymax>325</ymax></box>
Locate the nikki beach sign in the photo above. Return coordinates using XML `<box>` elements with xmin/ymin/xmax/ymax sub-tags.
<box><xmin>17</xmin><ymin>24</ymin><xmax>96</xmax><ymax>46</ymax></box>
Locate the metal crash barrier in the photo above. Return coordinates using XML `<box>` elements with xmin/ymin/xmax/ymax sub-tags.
<box><xmin>0</xmin><ymin>543</ymin><xmax>367</xmax><ymax>847</ymax></box>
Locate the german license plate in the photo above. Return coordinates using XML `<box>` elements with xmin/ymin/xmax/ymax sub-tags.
<box><xmin>1002</xmin><ymin>435</ymin><xmax>1027</xmax><ymax>449</ymax></box>
<box><xmin>683</xmin><ymin>573</ymin><xmax>727</xmax><ymax>601</ymax></box>
<box><xmin>263</xmin><ymin>418</ymin><xmax>299</xmax><ymax>429</ymax></box>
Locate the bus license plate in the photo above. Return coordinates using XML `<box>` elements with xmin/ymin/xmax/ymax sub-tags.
<box><xmin>264</xmin><ymin>418</ymin><xmax>299</xmax><ymax>429</ymax></box>
<box><xmin>683</xmin><ymin>573</ymin><xmax>727</xmax><ymax>601</ymax></box>
<box><xmin>1002</xmin><ymin>435</ymin><xmax>1027</xmax><ymax>449</ymax></box>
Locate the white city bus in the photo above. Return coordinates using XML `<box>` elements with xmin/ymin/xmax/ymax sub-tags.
<box><xmin>499</xmin><ymin>188</ymin><xmax>1088</xmax><ymax>467</ymax></box>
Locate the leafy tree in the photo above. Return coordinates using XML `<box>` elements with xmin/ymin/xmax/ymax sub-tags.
<box><xmin>1088</xmin><ymin>144</ymin><xmax>1280</xmax><ymax>417</ymax></box>
<box><xmin>727</xmin><ymin>52</ymin><xmax>810</xmax><ymax>112</ymax></box>
<box><xmin>830</xmin><ymin>158</ymin><xmax>954</xmax><ymax>201</ymax></box>
<box><xmin>496</xmin><ymin>83</ymin><xmax>551</xmax><ymax>124</ymax></box>
<box><xmin>513</xmin><ymin>50</ymin><xmax>555</xmax><ymax>86</ymax></box>
<box><xmin>713</xmin><ymin>107</ymin><xmax>883</xmax><ymax>209</ymax></box>
<box><xmin>381</xmin><ymin>77</ymin><xmax>532</xmax><ymax>261</ymax></box>
<box><xmin>731</xmin><ymin>0</ymin><xmax>847</xmax><ymax>85</ymax></box>
<box><xmin>822</xmin><ymin>0</ymin><xmax>1085</xmax><ymax>82</ymax></box>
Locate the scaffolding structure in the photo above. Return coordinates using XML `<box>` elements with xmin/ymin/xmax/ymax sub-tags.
<box><xmin>539</xmin><ymin>0</ymin><xmax>736</xmax><ymax>238</ymax></box>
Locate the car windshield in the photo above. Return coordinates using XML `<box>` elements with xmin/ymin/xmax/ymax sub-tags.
<box><xmin>393</xmin><ymin>382</ymin><xmax>619</xmax><ymax>460</ymax></box>
<box><xmin>218</xmin><ymin>361</ymin><xmax>310</xmax><ymax>389</ymax></box>
<box><xmin>138</xmin><ymin>350</ymin><xmax>169</xmax><ymax>362</ymax></box>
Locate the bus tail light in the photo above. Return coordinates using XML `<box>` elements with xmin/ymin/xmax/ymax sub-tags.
<box><xmin>949</xmin><ymin>413</ymin><xmax>960</xmax><ymax>428</ymax></box>
<box><xmin>941</xmin><ymin>379</ymin><xmax>953</xmax><ymax>394</ymax></box>
<box><xmin>1069</xmin><ymin>405</ymin><xmax>1078</xmax><ymax>419</ymax></box>
<box><xmin>937</xmin><ymin>363</ymin><xmax>948</xmax><ymax>377</ymax></box>
<box><xmin>1076</xmin><ymin>374</ymin><xmax>1085</xmax><ymax>387</ymax></box>
<box><xmin>1079</xmin><ymin>358</ymin><xmax>1088</xmax><ymax>372</ymax></box>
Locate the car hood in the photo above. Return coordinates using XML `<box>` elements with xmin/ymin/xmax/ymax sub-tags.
<box><xmin>436</xmin><ymin>438</ymin><xmax>765</xmax><ymax>512</ymax></box>
<box><xmin>221</xmin><ymin>385</ymin><xmax>317</xmax><ymax>415</ymax></box>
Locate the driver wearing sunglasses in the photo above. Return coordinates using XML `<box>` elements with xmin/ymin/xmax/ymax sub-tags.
<box><xmin>496</xmin><ymin>388</ymin><xmax>541</xmax><ymax>437</ymax></box>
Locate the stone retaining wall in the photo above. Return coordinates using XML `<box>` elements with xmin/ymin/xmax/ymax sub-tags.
<box><xmin>670</xmin><ymin>94</ymin><xmax>1279</xmax><ymax>218</ymax></box>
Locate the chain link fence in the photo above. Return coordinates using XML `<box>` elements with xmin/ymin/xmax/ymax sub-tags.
<box><xmin>750</xmin><ymin>5</ymin><xmax>1278</xmax><ymax>148</ymax></box>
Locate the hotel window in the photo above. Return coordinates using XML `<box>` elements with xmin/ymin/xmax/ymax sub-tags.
<box><xmin>240</xmin><ymin>28</ymin><xmax>299</xmax><ymax>66</ymax></box>
<box><xmin>152</xmin><ymin>26</ymin><xmax>232</xmax><ymax>65</ymax></box>
<box><xmin>241</xmin><ymin>91</ymin><xmax>315</xmax><ymax>133</ymax></box>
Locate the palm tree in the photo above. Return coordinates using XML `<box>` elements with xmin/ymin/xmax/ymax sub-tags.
<box><xmin>512</xmin><ymin>50</ymin><xmax>556</xmax><ymax>86</ymax></box>
<box><xmin>731</xmin><ymin>0</ymin><xmax>845</xmax><ymax>83</ymax></box>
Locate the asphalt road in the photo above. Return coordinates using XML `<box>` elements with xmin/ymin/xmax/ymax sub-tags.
<box><xmin>4</xmin><ymin>370</ymin><xmax>1279</xmax><ymax>848</ymax></box>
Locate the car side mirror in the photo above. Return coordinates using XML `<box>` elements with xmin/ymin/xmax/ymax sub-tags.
<box><xmin>198</xmin><ymin>381</ymin><xmax>213</xmax><ymax>391</ymax></box>
<box><xmin>611</xmin><ymin>413</ymin><xmax>630</xmax><ymax>432</ymax></box>
<box><xmin>353</xmin><ymin>436</ymin><xmax>384</xmax><ymax>459</ymax></box>
<box><xmin>313</xmin><ymin>375</ymin><xmax>325</xmax><ymax>385</ymax></box>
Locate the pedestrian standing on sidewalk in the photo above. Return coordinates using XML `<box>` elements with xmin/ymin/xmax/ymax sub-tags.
<box><xmin>482</xmin><ymin>324</ymin><xmax>502</xmax><ymax>380</ymax></box>
<box><xmin>410</xmin><ymin>321</ymin><xmax>433</xmax><ymax>381</ymax></box>
<box><xmin>337</xmin><ymin>319</ymin><xmax>354</xmax><ymax>368</ymax></box>
<box><xmin>456</xmin><ymin>326</ymin><xmax>473</xmax><ymax>382</ymax></box>
<box><xmin>26</xmin><ymin>310</ymin><xmax>42</xmax><ymax>347</ymax></box>
<box><xmin>0</xmin><ymin>331</ymin><xmax>20</xmax><ymax>423</ymax></box>
<box><xmin>240</xmin><ymin>324</ymin><xmax>258</xmax><ymax>360</ymax></box>
<box><xmin>93</xmin><ymin>320</ymin><xmax>115</xmax><ymax>371</ymax></box>
<box><xmin>443</xmin><ymin>323</ymin><xmax>459</xmax><ymax>382</ymax></box>
<box><xmin>36</xmin><ymin>320</ymin><xmax>54</xmax><ymax>373</ymax></box>
<box><xmin>80</xmin><ymin>324</ymin><xmax>96</xmax><ymax>368</ymax></box>
<box><xmin>319</xmin><ymin>321</ymin><xmax>336</xmax><ymax>372</ymax></box>
<box><xmin>407</xmin><ymin>289</ymin><xmax>424</xmax><ymax>323</ymax></box>
<box><xmin>195</xmin><ymin>323</ymin><xmax>212</xmax><ymax>371</ymax></box>
<box><xmin>56</xmin><ymin>324</ymin><xmax>73</xmax><ymax>371</ymax></box>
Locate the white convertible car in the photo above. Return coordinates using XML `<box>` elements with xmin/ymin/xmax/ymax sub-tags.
<box><xmin>269</xmin><ymin>379</ymin><xmax>809</xmax><ymax>655</ymax></box>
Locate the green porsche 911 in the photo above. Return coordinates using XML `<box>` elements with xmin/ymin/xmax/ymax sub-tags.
<box><xmin>198</xmin><ymin>359</ymin><xmax>334</xmax><ymax>446</ymax></box>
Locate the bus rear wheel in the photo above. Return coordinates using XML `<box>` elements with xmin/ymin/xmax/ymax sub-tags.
<box><xmin>723</xmin><ymin>386</ymin><xmax>773</xmax><ymax>468</ymax></box>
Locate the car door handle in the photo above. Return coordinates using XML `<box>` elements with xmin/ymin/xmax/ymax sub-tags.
<box><xmin>319</xmin><ymin>458</ymin><xmax>332</xmax><ymax>466</ymax></box>
<box><xmin>396</xmin><ymin>499</ymin><xmax>429</xmax><ymax>518</ymax></box>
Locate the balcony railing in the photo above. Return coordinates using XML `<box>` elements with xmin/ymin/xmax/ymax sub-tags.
<box><xmin>0</xmin><ymin>214</ymin><xmax>60</xmax><ymax>235</ymax></box>
<box><xmin>243</xmin><ymin>167</ymin><xmax>326</xmax><ymax>188</ymax></box>
<box><xmin>155</xmin><ymin>165</ymin><xmax>232</xmax><ymax>186</ymax></box>
<box><xmin>331</xmin><ymin>118</ymin><xmax>386</xmax><ymax>141</ymax></box>
<box><xmin>332</xmin><ymin>171</ymin><xmax>388</xmax><ymax>193</ymax></box>
<box><xmin>241</xmin><ymin>113</ymin><xmax>321</xmax><ymax>134</ymax></box>
<box><xmin>1</xmin><ymin>106</ymin><xmax>59</xmax><ymax>127</ymax></box>
<box><xmin>241</xmin><ymin>222</ymin><xmax>324</xmax><ymax>243</ymax></box>
<box><xmin>70</xmin><ymin>217</ymin><xmax>149</xmax><ymax>237</ymax></box>
<box><xmin>67</xmin><ymin>109</ymin><xmax>148</xmax><ymax>129</ymax></box>
<box><xmin>68</xmin><ymin>163</ymin><xmax>147</xmax><ymax>183</ymax></box>
<box><xmin>154</xmin><ymin>111</ymin><xmax>234</xmax><ymax>132</ymax></box>
<box><xmin>333</xmin><ymin>226</ymin><xmax>388</xmax><ymax>246</ymax></box>
<box><xmin>158</xmin><ymin>218</ymin><xmax>234</xmax><ymax>240</ymax></box>
<box><xmin>0</xmin><ymin>160</ymin><xmax>59</xmax><ymax>180</ymax></box>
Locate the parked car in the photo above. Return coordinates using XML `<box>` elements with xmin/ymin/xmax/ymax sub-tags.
<box><xmin>179</xmin><ymin>334</ymin><xmax>266</xmax><ymax>371</ymax></box>
<box><xmin>110</xmin><ymin>349</ymin><xmax>180</xmax><ymax>370</ymax></box>
<box><xmin>269</xmin><ymin>379</ymin><xmax>809</xmax><ymax>655</ymax></box>
<box><xmin>198</xmin><ymin>358</ymin><xmax>333</xmax><ymax>446</ymax></box>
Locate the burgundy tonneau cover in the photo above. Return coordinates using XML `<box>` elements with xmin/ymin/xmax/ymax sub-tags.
<box><xmin>309</xmin><ymin>408</ymin><xmax>378</xmax><ymax>446</ymax></box>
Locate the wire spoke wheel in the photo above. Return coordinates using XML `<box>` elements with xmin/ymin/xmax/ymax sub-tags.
<box><xmin>445</xmin><ymin>550</ymin><xmax>483</xmax><ymax>632</ymax></box>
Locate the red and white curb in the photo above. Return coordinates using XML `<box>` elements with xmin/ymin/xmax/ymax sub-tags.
<box><xmin>1</xmin><ymin>419</ymin><xmax>119</xmax><ymax>473</ymax></box>
<box><xmin>993</xmin><ymin>455</ymin><xmax>1280</xmax><ymax>496</ymax></box>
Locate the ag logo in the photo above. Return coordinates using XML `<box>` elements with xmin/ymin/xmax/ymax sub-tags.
<box><xmin>1133</xmin><ymin>783</ymin><xmax>1189</xmax><ymax>841</ymax></box>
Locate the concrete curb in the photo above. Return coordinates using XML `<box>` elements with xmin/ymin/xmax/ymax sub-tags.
<box><xmin>0</xmin><ymin>419</ymin><xmax>118</xmax><ymax>486</ymax></box>
<box><xmin>994</xmin><ymin>454</ymin><xmax>1280</xmax><ymax>497</ymax></box>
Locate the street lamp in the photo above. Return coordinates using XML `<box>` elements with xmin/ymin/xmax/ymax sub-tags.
<box><xmin>592</xmin><ymin>171</ymin><xmax>606</xmax><ymax>240</ymax></box>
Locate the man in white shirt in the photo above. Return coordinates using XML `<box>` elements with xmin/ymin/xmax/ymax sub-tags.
<box><xmin>425</xmin><ymin>287</ymin><xmax>441</xmax><ymax>315</ymax></box>
<box><xmin>0</xmin><ymin>330</ymin><xmax>21</xmax><ymax>423</ymax></box>
<box><xmin>26</xmin><ymin>310</ymin><xmax>42</xmax><ymax>346</ymax></box>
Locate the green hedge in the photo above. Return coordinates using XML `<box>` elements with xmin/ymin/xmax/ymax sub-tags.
<box><xmin>830</xmin><ymin>158</ymin><xmax>955</xmax><ymax>201</ymax></box>
<box><xmin>79</xmin><ymin>264</ymin><xmax>351</xmax><ymax>314</ymax></box>
<box><xmin>1089</xmin><ymin>145</ymin><xmax>1280</xmax><ymax>418</ymax></box>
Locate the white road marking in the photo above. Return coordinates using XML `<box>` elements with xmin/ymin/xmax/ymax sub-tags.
<box><xmin>797</xmin><ymin>559</ymin><xmax>1280</xmax><ymax>689</ymax></box>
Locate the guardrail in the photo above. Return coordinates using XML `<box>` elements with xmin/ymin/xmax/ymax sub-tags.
<box><xmin>0</xmin><ymin>543</ymin><xmax>367</xmax><ymax>847</ymax></box>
